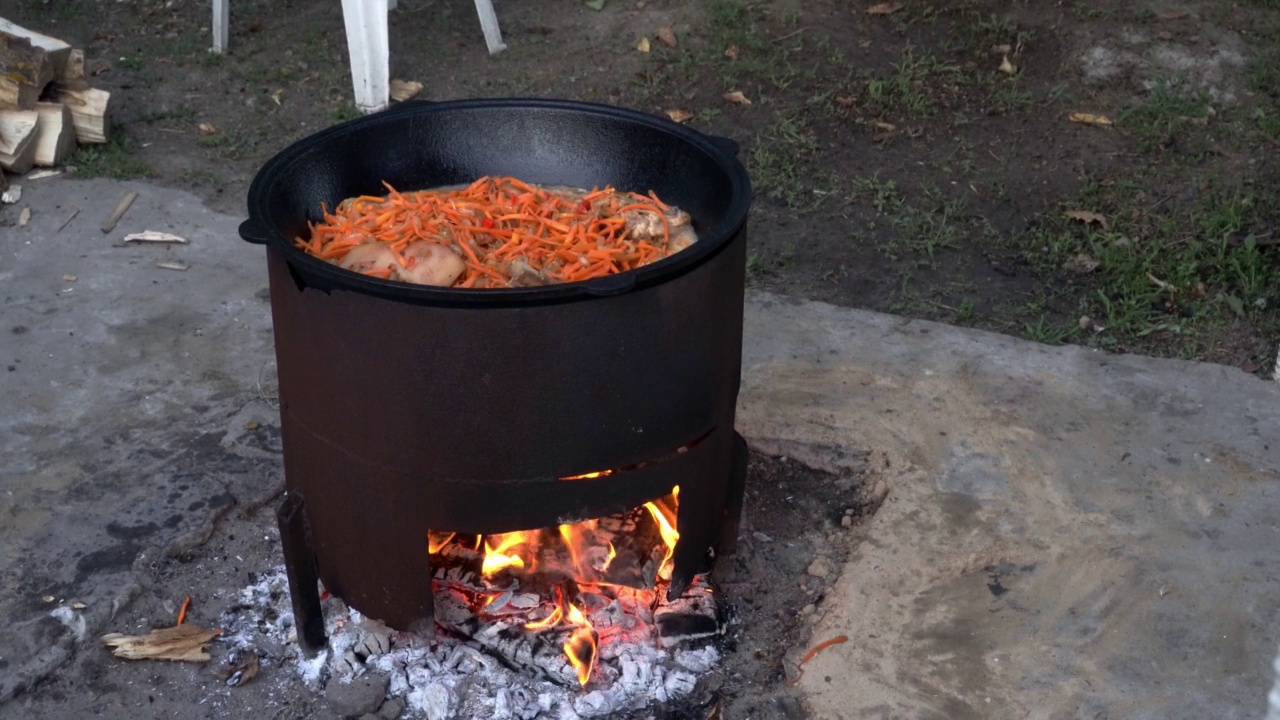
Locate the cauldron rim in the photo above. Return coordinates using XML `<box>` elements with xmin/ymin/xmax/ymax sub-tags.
<box><xmin>241</xmin><ymin>97</ymin><xmax>752</xmax><ymax>307</ymax></box>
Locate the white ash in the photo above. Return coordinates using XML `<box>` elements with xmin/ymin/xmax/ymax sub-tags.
<box><xmin>220</xmin><ymin>566</ymin><xmax>720</xmax><ymax>719</ymax></box>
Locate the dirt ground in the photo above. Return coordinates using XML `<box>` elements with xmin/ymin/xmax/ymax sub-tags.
<box><xmin>9</xmin><ymin>0</ymin><xmax>1280</xmax><ymax>364</ymax></box>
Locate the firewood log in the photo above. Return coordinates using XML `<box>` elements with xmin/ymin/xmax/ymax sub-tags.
<box><xmin>46</xmin><ymin>86</ymin><xmax>109</xmax><ymax>144</ymax></box>
<box><xmin>0</xmin><ymin>20</ymin><xmax>72</xmax><ymax>109</ymax></box>
<box><xmin>32</xmin><ymin>102</ymin><xmax>76</xmax><ymax>166</ymax></box>
<box><xmin>0</xmin><ymin>109</ymin><xmax>39</xmax><ymax>173</ymax></box>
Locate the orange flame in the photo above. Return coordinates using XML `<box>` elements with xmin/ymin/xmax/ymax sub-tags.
<box><xmin>600</xmin><ymin>542</ymin><xmax>617</xmax><ymax>573</ymax></box>
<box><xmin>427</xmin><ymin>531</ymin><xmax>456</xmax><ymax>554</ymax></box>
<box><xmin>563</xmin><ymin>604</ymin><xmax>597</xmax><ymax>686</ymax></box>
<box><xmin>644</xmin><ymin>485</ymin><xmax>680</xmax><ymax>572</ymax></box>
<box><xmin>481</xmin><ymin>531</ymin><xmax>528</xmax><ymax>577</ymax></box>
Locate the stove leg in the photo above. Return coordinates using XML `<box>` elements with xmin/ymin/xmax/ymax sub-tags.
<box><xmin>717</xmin><ymin>432</ymin><xmax>749</xmax><ymax>559</ymax></box>
<box><xmin>278</xmin><ymin>492</ymin><xmax>328</xmax><ymax>657</ymax></box>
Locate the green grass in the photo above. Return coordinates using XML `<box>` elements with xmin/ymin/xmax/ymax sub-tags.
<box><xmin>747</xmin><ymin>112</ymin><xmax>835</xmax><ymax>211</ymax></box>
<box><xmin>1119</xmin><ymin>81</ymin><xmax>1214</xmax><ymax>155</ymax></box>
<box><xmin>69</xmin><ymin>136</ymin><xmax>153</xmax><ymax>179</ymax></box>
<box><xmin>1016</xmin><ymin>178</ymin><xmax>1280</xmax><ymax>352</ymax></box>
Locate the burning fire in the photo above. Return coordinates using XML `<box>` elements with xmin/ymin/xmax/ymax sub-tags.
<box><xmin>429</xmin><ymin>486</ymin><xmax>681</xmax><ymax>686</ymax></box>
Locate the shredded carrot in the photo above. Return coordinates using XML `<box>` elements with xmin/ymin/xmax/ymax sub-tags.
<box><xmin>296</xmin><ymin>177</ymin><xmax>686</xmax><ymax>287</ymax></box>
<box><xmin>177</xmin><ymin>595</ymin><xmax>192</xmax><ymax>626</ymax></box>
<box><xmin>799</xmin><ymin>635</ymin><xmax>848</xmax><ymax>666</ymax></box>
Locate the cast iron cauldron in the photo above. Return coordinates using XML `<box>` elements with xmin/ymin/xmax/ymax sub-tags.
<box><xmin>239</xmin><ymin>99</ymin><xmax>752</xmax><ymax>630</ymax></box>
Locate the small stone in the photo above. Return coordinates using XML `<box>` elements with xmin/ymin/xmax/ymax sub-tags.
<box><xmin>840</xmin><ymin>514</ymin><xmax>853</xmax><ymax>528</ymax></box>
<box><xmin>800</xmin><ymin>603</ymin><xmax>816</xmax><ymax>616</ymax></box>
<box><xmin>807</xmin><ymin>557</ymin><xmax>833</xmax><ymax>578</ymax></box>
<box><xmin>378</xmin><ymin>697</ymin><xmax>406</xmax><ymax>719</ymax></box>
<box><xmin>326</xmin><ymin>673</ymin><xmax>389</xmax><ymax>718</ymax></box>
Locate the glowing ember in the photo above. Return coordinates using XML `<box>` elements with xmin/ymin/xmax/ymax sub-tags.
<box><xmin>560</xmin><ymin>469</ymin><xmax>615</xmax><ymax>480</ymax></box>
<box><xmin>427</xmin><ymin>531</ymin><xmax>456</xmax><ymax>554</ymax></box>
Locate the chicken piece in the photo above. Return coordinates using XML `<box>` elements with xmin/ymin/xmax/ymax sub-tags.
<box><xmin>622</xmin><ymin>205</ymin><xmax>692</xmax><ymax>239</ymax></box>
<box><xmin>337</xmin><ymin>242</ymin><xmax>399</xmax><ymax>275</ymax></box>
<box><xmin>398</xmin><ymin>241</ymin><xmax>467</xmax><ymax>287</ymax></box>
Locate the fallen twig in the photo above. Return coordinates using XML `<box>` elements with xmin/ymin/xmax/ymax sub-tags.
<box><xmin>101</xmin><ymin>190</ymin><xmax>138</xmax><ymax>234</ymax></box>
<box><xmin>57</xmin><ymin>205</ymin><xmax>80</xmax><ymax>232</ymax></box>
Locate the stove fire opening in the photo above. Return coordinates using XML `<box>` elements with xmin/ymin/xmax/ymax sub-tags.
<box><xmin>430</xmin><ymin>487</ymin><xmax>721</xmax><ymax>689</ymax></box>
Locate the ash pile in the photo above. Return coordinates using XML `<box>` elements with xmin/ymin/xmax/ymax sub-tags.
<box><xmin>220</xmin><ymin>500</ymin><xmax>725</xmax><ymax>719</ymax></box>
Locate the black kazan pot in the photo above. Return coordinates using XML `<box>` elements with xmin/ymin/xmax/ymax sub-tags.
<box><xmin>240</xmin><ymin>99</ymin><xmax>752</xmax><ymax>635</ymax></box>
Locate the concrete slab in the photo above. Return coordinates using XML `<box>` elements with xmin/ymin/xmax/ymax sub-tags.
<box><xmin>0</xmin><ymin>178</ymin><xmax>281</xmax><ymax>703</ymax></box>
<box><xmin>2</xmin><ymin>179</ymin><xmax>1278</xmax><ymax>718</ymax></box>
<box><xmin>738</xmin><ymin>295</ymin><xmax>1280</xmax><ymax>720</ymax></box>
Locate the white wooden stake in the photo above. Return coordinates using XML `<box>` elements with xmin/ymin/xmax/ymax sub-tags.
<box><xmin>211</xmin><ymin>0</ymin><xmax>230</xmax><ymax>53</ymax></box>
<box><xmin>341</xmin><ymin>0</ymin><xmax>391</xmax><ymax>113</ymax></box>
<box><xmin>473</xmin><ymin>0</ymin><xmax>507</xmax><ymax>55</ymax></box>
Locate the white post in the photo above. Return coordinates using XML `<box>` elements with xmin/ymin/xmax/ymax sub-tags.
<box><xmin>211</xmin><ymin>0</ymin><xmax>230</xmax><ymax>53</ymax></box>
<box><xmin>341</xmin><ymin>0</ymin><xmax>390</xmax><ymax>114</ymax></box>
<box><xmin>473</xmin><ymin>0</ymin><xmax>506</xmax><ymax>55</ymax></box>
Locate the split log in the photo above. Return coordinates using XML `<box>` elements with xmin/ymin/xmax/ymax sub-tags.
<box><xmin>0</xmin><ymin>109</ymin><xmax>38</xmax><ymax>173</ymax></box>
<box><xmin>59</xmin><ymin>48</ymin><xmax>88</xmax><ymax>89</ymax></box>
<box><xmin>32</xmin><ymin>102</ymin><xmax>76</xmax><ymax>166</ymax></box>
<box><xmin>46</xmin><ymin>86</ymin><xmax>109</xmax><ymax>144</ymax></box>
<box><xmin>0</xmin><ymin>20</ymin><xmax>71</xmax><ymax>109</ymax></box>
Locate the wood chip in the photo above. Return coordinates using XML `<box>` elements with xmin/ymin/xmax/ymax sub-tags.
<box><xmin>155</xmin><ymin>260</ymin><xmax>191</xmax><ymax>272</ymax></box>
<box><xmin>665</xmin><ymin>109</ymin><xmax>694</xmax><ymax>123</ymax></box>
<box><xmin>197</xmin><ymin>122</ymin><xmax>217</xmax><ymax>136</ymax></box>
<box><xmin>101</xmin><ymin>624</ymin><xmax>221</xmax><ymax>662</ymax></box>
<box><xmin>656</xmin><ymin>25</ymin><xmax>677</xmax><ymax>48</ymax></box>
<box><xmin>636</xmin><ymin>36</ymin><xmax>651</xmax><ymax>53</ymax></box>
<box><xmin>1</xmin><ymin>184</ymin><xmax>21</xmax><ymax>204</ymax></box>
<box><xmin>123</xmin><ymin>230</ymin><xmax>189</xmax><ymax>244</ymax></box>
<box><xmin>19</xmin><ymin>206</ymin><xmax>30</xmax><ymax>225</ymax></box>
<box><xmin>834</xmin><ymin>96</ymin><xmax>856</xmax><ymax>108</ymax></box>
<box><xmin>723</xmin><ymin>91</ymin><xmax>751</xmax><ymax>106</ymax></box>
<box><xmin>389</xmin><ymin>79</ymin><xmax>423</xmax><ymax>102</ymax></box>
<box><xmin>27</xmin><ymin>168</ymin><xmax>62</xmax><ymax>180</ymax></box>
<box><xmin>62</xmin><ymin>274</ymin><xmax>76</xmax><ymax>282</ymax></box>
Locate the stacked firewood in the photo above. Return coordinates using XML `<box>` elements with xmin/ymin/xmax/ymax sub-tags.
<box><xmin>1</xmin><ymin>18</ymin><xmax>110</xmax><ymax>173</ymax></box>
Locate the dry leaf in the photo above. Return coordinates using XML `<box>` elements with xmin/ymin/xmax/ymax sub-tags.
<box><xmin>834</xmin><ymin>96</ymin><xmax>856</xmax><ymax>108</ymax></box>
<box><xmin>1065</xmin><ymin>253</ymin><xmax>1101</xmax><ymax>274</ymax></box>
<box><xmin>636</xmin><ymin>36</ymin><xmax>651</xmax><ymax>53</ymax></box>
<box><xmin>270</xmin><ymin>89</ymin><xmax>283</xmax><ymax>106</ymax></box>
<box><xmin>993</xmin><ymin>43</ymin><xmax>1012</xmax><ymax>54</ymax></box>
<box><xmin>62</xmin><ymin>274</ymin><xmax>77</xmax><ymax>282</ymax></box>
<box><xmin>101</xmin><ymin>624</ymin><xmax>221</xmax><ymax>662</ymax></box>
<box><xmin>1068</xmin><ymin>112</ymin><xmax>1113</xmax><ymax>127</ymax></box>
<box><xmin>389</xmin><ymin>79</ymin><xmax>423</xmax><ymax>102</ymax></box>
<box><xmin>1063</xmin><ymin>210</ymin><xmax>1110</xmax><ymax>230</ymax></box>
<box><xmin>656</xmin><ymin>26</ymin><xmax>677</xmax><ymax>48</ymax></box>
<box><xmin>998</xmin><ymin>55</ymin><xmax>1017</xmax><ymax>75</ymax></box>
<box><xmin>71</xmin><ymin>601</ymin><xmax>87</xmax><ymax>610</ymax></box>
<box><xmin>245</xmin><ymin>421</ymin><xmax>260</xmax><ymax>430</ymax></box>
<box><xmin>665</xmin><ymin>109</ymin><xmax>694</xmax><ymax>123</ymax></box>
<box><xmin>866</xmin><ymin>2</ymin><xmax>903</xmax><ymax>15</ymax></box>
<box><xmin>42</xmin><ymin>595</ymin><xmax>55</xmax><ymax>603</ymax></box>
<box><xmin>873</xmin><ymin>121</ymin><xmax>896</xmax><ymax>132</ymax></box>
<box><xmin>724</xmin><ymin>44</ymin><xmax>741</xmax><ymax>61</ymax></box>
<box><xmin>197</xmin><ymin>122</ymin><xmax>217</xmax><ymax>136</ymax></box>
<box><xmin>723</xmin><ymin>91</ymin><xmax>752</xmax><ymax>106</ymax></box>
<box><xmin>1157</xmin><ymin>9</ymin><xmax>1189</xmax><ymax>20</ymax></box>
